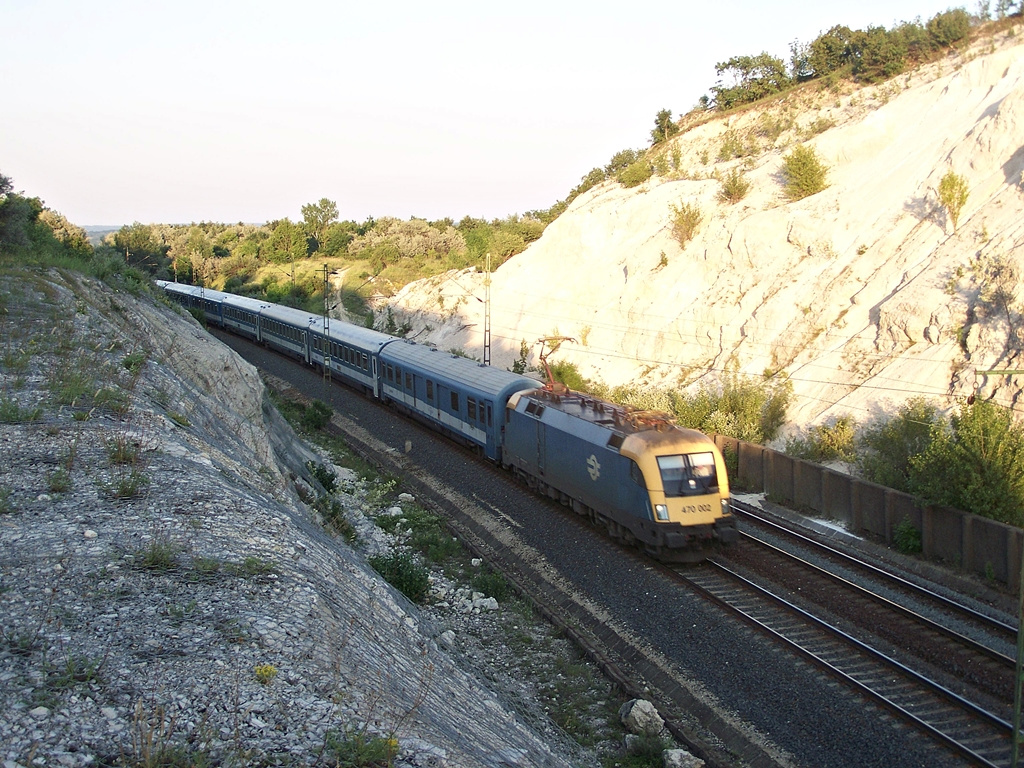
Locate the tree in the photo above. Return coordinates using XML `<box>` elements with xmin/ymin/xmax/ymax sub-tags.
<box><xmin>849</xmin><ymin>26</ymin><xmax>908</xmax><ymax>82</ymax></box>
<box><xmin>711</xmin><ymin>52</ymin><xmax>791</xmax><ymax>110</ymax></box>
<box><xmin>38</xmin><ymin>209</ymin><xmax>91</xmax><ymax>256</ymax></box>
<box><xmin>857</xmin><ymin>398</ymin><xmax>940</xmax><ymax>492</ymax></box>
<box><xmin>926</xmin><ymin>6</ymin><xmax>971</xmax><ymax>45</ymax></box>
<box><xmin>807</xmin><ymin>25</ymin><xmax>854</xmax><ymax>79</ymax></box>
<box><xmin>650</xmin><ymin>109</ymin><xmax>680</xmax><ymax>145</ymax></box>
<box><xmin>264</xmin><ymin>219</ymin><xmax>307</xmax><ymax>278</ymax></box>
<box><xmin>301</xmin><ymin>198</ymin><xmax>339</xmax><ymax>254</ymax></box>
<box><xmin>938</xmin><ymin>170</ymin><xmax>969</xmax><ymax>232</ymax></box>
<box><xmin>112</xmin><ymin>223</ymin><xmax>166</xmax><ymax>272</ymax></box>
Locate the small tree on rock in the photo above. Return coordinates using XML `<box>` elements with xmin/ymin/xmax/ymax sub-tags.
<box><xmin>781</xmin><ymin>145</ymin><xmax>829</xmax><ymax>201</ymax></box>
<box><xmin>938</xmin><ymin>170</ymin><xmax>969</xmax><ymax>232</ymax></box>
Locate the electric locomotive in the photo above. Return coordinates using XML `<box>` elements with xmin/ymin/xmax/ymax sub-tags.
<box><xmin>502</xmin><ymin>386</ymin><xmax>736</xmax><ymax>562</ymax></box>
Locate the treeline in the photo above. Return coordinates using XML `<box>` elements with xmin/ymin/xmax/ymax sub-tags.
<box><xmin>98</xmin><ymin>204</ymin><xmax>548</xmax><ymax>314</ymax></box>
<box><xmin>706</xmin><ymin>7</ymin><xmax>978</xmax><ymax>111</ymax></box>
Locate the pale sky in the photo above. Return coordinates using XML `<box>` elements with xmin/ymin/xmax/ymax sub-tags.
<box><xmin>2</xmin><ymin>0</ymin><xmax>963</xmax><ymax>226</ymax></box>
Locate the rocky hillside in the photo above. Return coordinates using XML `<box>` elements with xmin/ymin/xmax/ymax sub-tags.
<box><xmin>380</xmin><ymin>23</ymin><xmax>1024</xmax><ymax>432</ymax></box>
<box><xmin>0</xmin><ymin>271</ymin><xmax>590</xmax><ymax>767</ymax></box>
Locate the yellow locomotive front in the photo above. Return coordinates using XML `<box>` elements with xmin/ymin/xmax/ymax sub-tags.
<box><xmin>621</xmin><ymin>427</ymin><xmax>737</xmax><ymax>559</ymax></box>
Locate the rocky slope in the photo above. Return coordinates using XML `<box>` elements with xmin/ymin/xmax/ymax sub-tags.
<box><xmin>380</xmin><ymin>23</ymin><xmax>1024</xmax><ymax>432</ymax></box>
<box><xmin>0</xmin><ymin>271</ymin><xmax>596</xmax><ymax>767</ymax></box>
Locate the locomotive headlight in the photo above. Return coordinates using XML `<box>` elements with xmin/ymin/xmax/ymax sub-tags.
<box><xmin>721</xmin><ymin>498</ymin><xmax>732</xmax><ymax>516</ymax></box>
<box><xmin>655</xmin><ymin>504</ymin><xmax>669</xmax><ymax>521</ymax></box>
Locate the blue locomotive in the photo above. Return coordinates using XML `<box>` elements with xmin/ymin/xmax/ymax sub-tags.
<box><xmin>156</xmin><ymin>280</ymin><xmax>736</xmax><ymax>561</ymax></box>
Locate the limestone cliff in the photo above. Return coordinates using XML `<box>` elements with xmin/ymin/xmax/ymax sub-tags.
<box><xmin>381</xmin><ymin>24</ymin><xmax>1024</xmax><ymax>430</ymax></box>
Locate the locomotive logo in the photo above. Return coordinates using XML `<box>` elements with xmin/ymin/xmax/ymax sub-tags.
<box><xmin>587</xmin><ymin>454</ymin><xmax>601</xmax><ymax>481</ymax></box>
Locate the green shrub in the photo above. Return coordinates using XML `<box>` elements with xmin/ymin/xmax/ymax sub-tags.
<box><xmin>669</xmin><ymin>371</ymin><xmax>791</xmax><ymax>444</ymax></box>
<box><xmin>718</xmin><ymin>169</ymin><xmax>751</xmax><ymax>203</ymax></box>
<box><xmin>717</xmin><ymin>129</ymin><xmax>758</xmax><ymax>160</ymax></box>
<box><xmin>669</xmin><ymin>202</ymin><xmax>703</xmax><ymax>247</ymax></box>
<box><xmin>909</xmin><ymin>399</ymin><xmax>1024</xmax><ymax>526</ymax></box>
<box><xmin>548</xmin><ymin>360</ymin><xmax>590</xmax><ymax>392</ymax></box>
<box><xmin>302</xmin><ymin>399</ymin><xmax>332</xmax><ymax>431</ymax></box>
<box><xmin>368</xmin><ymin>551</ymin><xmax>430</xmax><ymax>603</ymax></box>
<box><xmin>307</xmin><ymin>460</ymin><xmax>338</xmax><ymax>493</ymax></box>
<box><xmin>786</xmin><ymin>416</ymin><xmax>857</xmax><ymax>463</ymax></box>
<box><xmin>857</xmin><ymin>398</ymin><xmax>939</xmax><ymax>492</ymax></box>
<box><xmin>0</xmin><ymin>488</ymin><xmax>14</xmax><ymax>515</ymax></box>
<box><xmin>471</xmin><ymin>568</ymin><xmax>512</xmax><ymax>602</ymax></box>
<box><xmin>893</xmin><ymin>517</ymin><xmax>922</xmax><ymax>554</ymax></box>
<box><xmin>617</xmin><ymin>160</ymin><xmax>654</xmax><ymax>188</ymax></box>
<box><xmin>781</xmin><ymin>145</ymin><xmax>829</xmax><ymax>200</ymax></box>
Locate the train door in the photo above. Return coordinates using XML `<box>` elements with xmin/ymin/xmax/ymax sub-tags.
<box><xmin>403</xmin><ymin>370</ymin><xmax>416</xmax><ymax>410</ymax></box>
<box><xmin>371</xmin><ymin>357</ymin><xmax>380</xmax><ymax>398</ymax></box>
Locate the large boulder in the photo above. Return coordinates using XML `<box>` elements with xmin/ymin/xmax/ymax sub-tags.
<box><xmin>619</xmin><ymin>698</ymin><xmax>664</xmax><ymax>736</ymax></box>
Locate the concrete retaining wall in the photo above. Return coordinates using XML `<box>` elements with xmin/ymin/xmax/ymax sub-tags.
<box><xmin>714</xmin><ymin>435</ymin><xmax>1023</xmax><ymax>591</ymax></box>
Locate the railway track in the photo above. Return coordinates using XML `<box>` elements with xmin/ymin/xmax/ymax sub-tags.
<box><xmin>667</xmin><ymin>499</ymin><xmax>1020</xmax><ymax>767</ymax></box>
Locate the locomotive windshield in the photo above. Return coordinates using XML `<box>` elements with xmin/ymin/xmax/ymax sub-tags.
<box><xmin>656</xmin><ymin>452</ymin><xmax>719</xmax><ymax>497</ymax></box>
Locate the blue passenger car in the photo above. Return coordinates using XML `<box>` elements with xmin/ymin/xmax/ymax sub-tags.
<box><xmin>308</xmin><ymin>319</ymin><xmax>394</xmax><ymax>397</ymax></box>
<box><xmin>258</xmin><ymin>304</ymin><xmax>317</xmax><ymax>363</ymax></box>
<box><xmin>377</xmin><ymin>341</ymin><xmax>537</xmax><ymax>461</ymax></box>
<box><xmin>219</xmin><ymin>293</ymin><xmax>268</xmax><ymax>340</ymax></box>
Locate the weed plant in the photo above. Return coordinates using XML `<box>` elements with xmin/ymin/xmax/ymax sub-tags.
<box><xmin>227</xmin><ymin>556</ymin><xmax>278</xmax><ymax>578</ymax></box>
<box><xmin>368</xmin><ymin>551</ymin><xmax>430</xmax><ymax>604</ymax></box>
<box><xmin>135</xmin><ymin>539</ymin><xmax>181</xmax><ymax>571</ymax></box>
<box><xmin>104</xmin><ymin>469</ymin><xmax>150</xmax><ymax>499</ymax></box>
<box><xmin>0</xmin><ymin>396</ymin><xmax>43</xmax><ymax>423</ymax></box>
<box><xmin>471</xmin><ymin>568</ymin><xmax>512</xmax><ymax>602</ymax></box>
<box><xmin>718</xmin><ymin>169</ymin><xmax>751</xmax><ymax>203</ymax></box>
<box><xmin>324</xmin><ymin>728</ymin><xmax>398</xmax><ymax>768</ymax></box>
<box><xmin>48</xmin><ymin>468</ymin><xmax>72</xmax><ymax>494</ymax></box>
<box><xmin>669</xmin><ymin>202</ymin><xmax>702</xmax><ymax>248</ymax></box>
<box><xmin>893</xmin><ymin>517</ymin><xmax>923</xmax><ymax>554</ymax></box>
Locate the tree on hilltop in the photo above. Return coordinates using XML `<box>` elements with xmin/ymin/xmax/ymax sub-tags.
<box><xmin>301</xmin><ymin>198</ymin><xmax>339</xmax><ymax>255</ymax></box>
<box><xmin>650</xmin><ymin>109</ymin><xmax>680</xmax><ymax>145</ymax></box>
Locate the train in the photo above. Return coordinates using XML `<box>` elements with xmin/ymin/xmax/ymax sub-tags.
<box><xmin>156</xmin><ymin>280</ymin><xmax>737</xmax><ymax>562</ymax></box>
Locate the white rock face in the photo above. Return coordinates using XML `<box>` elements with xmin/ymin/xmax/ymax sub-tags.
<box><xmin>382</xmin><ymin>27</ymin><xmax>1024</xmax><ymax>431</ymax></box>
